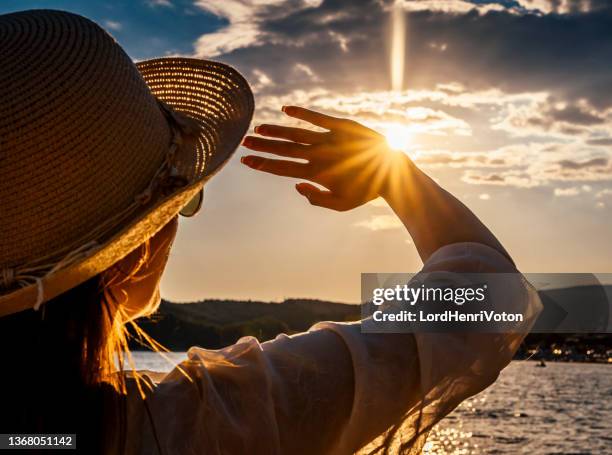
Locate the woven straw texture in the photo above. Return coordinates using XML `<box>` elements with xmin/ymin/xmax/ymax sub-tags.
<box><xmin>0</xmin><ymin>10</ymin><xmax>254</xmax><ymax>315</ymax></box>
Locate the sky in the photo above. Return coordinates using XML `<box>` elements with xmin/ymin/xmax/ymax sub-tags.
<box><xmin>3</xmin><ymin>0</ymin><xmax>612</xmax><ymax>303</ymax></box>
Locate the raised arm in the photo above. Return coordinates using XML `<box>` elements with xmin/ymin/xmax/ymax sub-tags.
<box><xmin>242</xmin><ymin>106</ymin><xmax>512</xmax><ymax>264</ymax></box>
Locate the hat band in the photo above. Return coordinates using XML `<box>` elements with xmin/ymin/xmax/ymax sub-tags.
<box><xmin>0</xmin><ymin>100</ymin><xmax>199</xmax><ymax>310</ymax></box>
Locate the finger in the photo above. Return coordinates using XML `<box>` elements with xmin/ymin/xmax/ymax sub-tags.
<box><xmin>242</xmin><ymin>136</ymin><xmax>308</xmax><ymax>158</ymax></box>
<box><xmin>295</xmin><ymin>183</ymin><xmax>348</xmax><ymax>211</ymax></box>
<box><xmin>241</xmin><ymin>155</ymin><xmax>309</xmax><ymax>179</ymax></box>
<box><xmin>282</xmin><ymin>106</ymin><xmax>343</xmax><ymax>130</ymax></box>
<box><xmin>254</xmin><ymin>124</ymin><xmax>327</xmax><ymax>145</ymax></box>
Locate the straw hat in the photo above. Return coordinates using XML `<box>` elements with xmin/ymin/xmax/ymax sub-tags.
<box><xmin>0</xmin><ymin>10</ymin><xmax>254</xmax><ymax>317</ymax></box>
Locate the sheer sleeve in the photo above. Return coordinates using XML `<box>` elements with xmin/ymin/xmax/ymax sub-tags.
<box><xmin>128</xmin><ymin>242</ymin><xmax>541</xmax><ymax>455</ymax></box>
<box><xmin>128</xmin><ymin>328</ymin><xmax>357</xmax><ymax>454</ymax></box>
<box><xmin>311</xmin><ymin>243</ymin><xmax>541</xmax><ymax>454</ymax></box>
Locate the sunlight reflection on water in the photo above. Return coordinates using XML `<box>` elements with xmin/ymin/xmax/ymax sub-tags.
<box><xmin>423</xmin><ymin>361</ymin><xmax>612</xmax><ymax>454</ymax></box>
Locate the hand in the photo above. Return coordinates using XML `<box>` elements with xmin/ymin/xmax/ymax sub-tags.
<box><xmin>241</xmin><ymin>106</ymin><xmax>394</xmax><ymax>211</ymax></box>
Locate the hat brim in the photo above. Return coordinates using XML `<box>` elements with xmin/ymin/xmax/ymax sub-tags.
<box><xmin>137</xmin><ymin>58</ymin><xmax>254</xmax><ymax>180</ymax></box>
<box><xmin>0</xmin><ymin>58</ymin><xmax>253</xmax><ymax>317</ymax></box>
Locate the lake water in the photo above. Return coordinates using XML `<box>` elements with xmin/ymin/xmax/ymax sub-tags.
<box><xmin>131</xmin><ymin>352</ymin><xmax>611</xmax><ymax>454</ymax></box>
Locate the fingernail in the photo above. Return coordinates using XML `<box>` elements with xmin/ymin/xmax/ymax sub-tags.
<box><xmin>281</xmin><ymin>106</ymin><xmax>288</xmax><ymax>113</ymax></box>
<box><xmin>254</xmin><ymin>125</ymin><xmax>262</xmax><ymax>134</ymax></box>
<box><xmin>295</xmin><ymin>183</ymin><xmax>306</xmax><ymax>195</ymax></box>
<box><xmin>242</xmin><ymin>137</ymin><xmax>252</xmax><ymax>147</ymax></box>
<box><xmin>241</xmin><ymin>156</ymin><xmax>251</xmax><ymax>166</ymax></box>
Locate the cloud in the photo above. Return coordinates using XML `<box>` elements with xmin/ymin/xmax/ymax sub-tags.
<box><xmin>554</xmin><ymin>184</ymin><xmax>593</xmax><ymax>197</ymax></box>
<box><xmin>398</xmin><ymin>0</ymin><xmax>510</xmax><ymax>14</ymax></box>
<box><xmin>414</xmin><ymin>150</ymin><xmax>517</xmax><ymax>168</ymax></box>
<box><xmin>554</xmin><ymin>187</ymin><xmax>581</xmax><ymax>196</ymax></box>
<box><xmin>595</xmin><ymin>188</ymin><xmax>612</xmax><ymax>198</ymax></box>
<box><xmin>104</xmin><ymin>20</ymin><xmax>122</xmax><ymax>31</ymax></box>
<box><xmin>494</xmin><ymin>97</ymin><xmax>612</xmax><ymax>138</ymax></box>
<box><xmin>293</xmin><ymin>63</ymin><xmax>321</xmax><ymax>82</ymax></box>
<box><xmin>462</xmin><ymin>170</ymin><xmax>539</xmax><ymax>188</ymax></box>
<box><xmin>557</xmin><ymin>157</ymin><xmax>609</xmax><ymax>170</ymax></box>
<box><xmin>192</xmin><ymin>0</ymin><xmax>324</xmax><ymax>57</ymax></box>
<box><xmin>514</xmin><ymin>0</ymin><xmax>606</xmax><ymax>15</ymax></box>
<box><xmin>146</xmin><ymin>0</ymin><xmax>174</xmax><ymax>7</ymax></box>
<box><xmin>354</xmin><ymin>215</ymin><xmax>404</xmax><ymax>231</ymax></box>
<box><xmin>586</xmin><ymin>137</ymin><xmax>612</xmax><ymax>146</ymax></box>
<box><xmin>221</xmin><ymin>0</ymin><xmax>612</xmax><ymax>109</ymax></box>
<box><xmin>416</xmin><ymin>141</ymin><xmax>571</xmax><ymax>173</ymax></box>
<box><xmin>538</xmin><ymin>157</ymin><xmax>612</xmax><ymax>183</ymax></box>
<box><xmin>251</xmin><ymin>87</ymin><xmax>473</xmax><ymax>136</ymax></box>
<box><xmin>463</xmin><ymin>155</ymin><xmax>612</xmax><ymax>188</ymax></box>
<box><xmin>192</xmin><ymin>0</ymin><xmax>263</xmax><ymax>57</ymax></box>
<box><xmin>251</xmin><ymin>69</ymin><xmax>274</xmax><ymax>92</ymax></box>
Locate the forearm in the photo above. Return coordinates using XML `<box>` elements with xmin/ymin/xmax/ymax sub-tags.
<box><xmin>380</xmin><ymin>153</ymin><xmax>513</xmax><ymax>265</ymax></box>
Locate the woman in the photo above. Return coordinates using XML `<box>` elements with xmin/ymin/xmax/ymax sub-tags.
<box><xmin>0</xmin><ymin>9</ymin><xmax>540</xmax><ymax>455</ymax></box>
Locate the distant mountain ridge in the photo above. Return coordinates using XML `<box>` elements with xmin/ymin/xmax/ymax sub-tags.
<box><xmin>164</xmin><ymin>298</ymin><xmax>359</xmax><ymax>327</ymax></box>
<box><xmin>131</xmin><ymin>298</ymin><xmax>359</xmax><ymax>351</ymax></box>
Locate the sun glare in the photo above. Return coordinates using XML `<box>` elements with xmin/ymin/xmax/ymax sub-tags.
<box><xmin>386</xmin><ymin>3</ymin><xmax>411</xmax><ymax>155</ymax></box>
<box><xmin>390</xmin><ymin>1</ymin><xmax>406</xmax><ymax>92</ymax></box>
<box><xmin>384</xmin><ymin>124</ymin><xmax>412</xmax><ymax>152</ymax></box>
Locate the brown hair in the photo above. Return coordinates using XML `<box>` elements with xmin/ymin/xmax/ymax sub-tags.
<box><xmin>0</xmin><ymin>241</ymin><xmax>157</xmax><ymax>454</ymax></box>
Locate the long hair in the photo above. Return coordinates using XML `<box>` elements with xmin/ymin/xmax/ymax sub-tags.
<box><xmin>0</xmin><ymin>240</ymin><xmax>157</xmax><ymax>454</ymax></box>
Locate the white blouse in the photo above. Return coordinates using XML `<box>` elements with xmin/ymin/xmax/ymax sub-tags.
<box><xmin>124</xmin><ymin>243</ymin><xmax>542</xmax><ymax>454</ymax></box>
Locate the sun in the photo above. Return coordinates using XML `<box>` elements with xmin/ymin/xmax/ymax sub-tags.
<box><xmin>384</xmin><ymin>124</ymin><xmax>412</xmax><ymax>152</ymax></box>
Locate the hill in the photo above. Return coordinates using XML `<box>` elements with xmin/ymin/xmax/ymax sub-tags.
<box><xmin>130</xmin><ymin>298</ymin><xmax>360</xmax><ymax>351</ymax></box>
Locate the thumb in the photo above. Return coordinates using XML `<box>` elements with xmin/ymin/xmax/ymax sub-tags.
<box><xmin>295</xmin><ymin>183</ymin><xmax>346</xmax><ymax>211</ymax></box>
